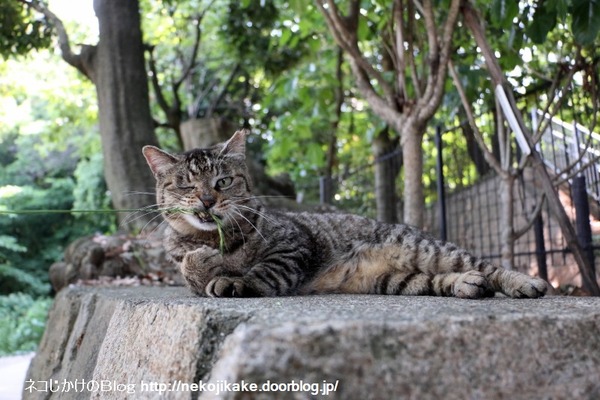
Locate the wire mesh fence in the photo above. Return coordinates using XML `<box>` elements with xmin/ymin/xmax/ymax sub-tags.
<box><xmin>297</xmin><ymin>109</ymin><xmax>599</xmax><ymax>289</ymax></box>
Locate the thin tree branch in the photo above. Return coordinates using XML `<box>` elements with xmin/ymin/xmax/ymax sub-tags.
<box><xmin>325</xmin><ymin>47</ymin><xmax>345</xmax><ymax>189</ymax></box>
<box><xmin>317</xmin><ymin>0</ymin><xmax>396</xmax><ymax>104</ymax></box>
<box><xmin>146</xmin><ymin>46</ymin><xmax>172</xmax><ymax>118</ymax></box>
<box><xmin>421</xmin><ymin>0</ymin><xmax>439</xmax><ymax>87</ymax></box>
<box><xmin>552</xmin><ymin>154</ymin><xmax>600</xmax><ymax>187</ymax></box>
<box><xmin>172</xmin><ymin>0</ymin><xmax>218</xmax><ymax>90</ymax></box>
<box><xmin>190</xmin><ymin>76</ymin><xmax>219</xmax><ymax>118</ymax></box>
<box><xmin>173</xmin><ymin>17</ymin><xmax>202</xmax><ymax>90</ymax></box>
<box><xmin>449</xmin><ymin>59</ymin><xmax>505</xmax><ymax>176</ymax></box>
<box><xmin>416</xmin><ymin>0</ymin><xmax>461</xmax><ymax>121</ymax></box>
<box><xmin>513</xmin><ymin>194</ymin><xmax>546</xmax><ymax>239</ymax></box>
<box><xmin>206</xmin><ymin>63</ymin><xmax>240</xmax><ymax>117</ymax></box>
<box><xmin>495</xmin><ymin>95</ymin><xmax>510</xmax><ymax>171</ymax></box>
<box><xmin>18</xmin><ymin>0</ymin><xmax>95</xmax><ymax>81</ymax></box>
<box><xmin>532</xmin><ymin>61</ymin><xmax>579</xmax><ymax>144</ymax></box>
<box><xmin>316</xmin><ymin>0</ymin><xmax>403</xmax><ymax>129</ymax></box>
<box><xmin>406</xmin><ymin>0</ymin><xmax>422</xmax><ymax>97</ymax></box>
<box><xmin>394</xmin><ymin>0</ymin><xmax>409</xmax><ymax>100</ymax></box>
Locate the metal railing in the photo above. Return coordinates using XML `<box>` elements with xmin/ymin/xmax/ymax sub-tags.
<box><xmin>532</xmin><ymin>109</ymin><xmax>600</xmax><ymax>204</ymax></box>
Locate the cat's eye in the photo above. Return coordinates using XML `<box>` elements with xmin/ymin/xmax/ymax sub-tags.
<box><xmin>216</xmin><ymin>177</ymin><xmax>233</xmax><ymax>189</ymax></box>
<box><xmin>175</xmin><ymin>182</ymin><xmax>195</xmax><ymax>190</ymax></box>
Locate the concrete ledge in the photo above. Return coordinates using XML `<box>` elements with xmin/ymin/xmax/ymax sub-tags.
<box><xmin>25</xmin><ymin>287</ymin><xmax>600</xmax><ymax>399</ymax></box>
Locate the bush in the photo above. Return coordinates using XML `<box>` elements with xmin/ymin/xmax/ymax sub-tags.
<box><xmin>0</xmin><ymin>264</ymin><xmax>49</xmax><ymax>296</ymax></box>
<box><xmin>0</xmin><ymin>137</ymin><xmax>116</xmax><ymax>298</ymax></box>
<box><xmin>0</xmin><ymin>292</ymin><xmax>51</xmax><ymax>355</ymax></box>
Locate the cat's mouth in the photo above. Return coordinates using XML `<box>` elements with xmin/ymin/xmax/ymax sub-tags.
<box><xmin>193</xmin><ymin>210</ymin><xmax>215</xmax><ymax>223</ymax></box>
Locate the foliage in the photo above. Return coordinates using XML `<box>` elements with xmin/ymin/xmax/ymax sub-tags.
<box><xmin>0</xmin><ymin>293</ymin><xmax>51</xmax><ymax>355</ymax></box>
<box><xmin>455</xmin><ymin>0</ymin><xmax>600</xmax><ymax>165</ymax></box>
<box><xmin>72</xmin><ymin>152</ymin><xmax>114</xmax><ymax>231</ymax></box>
<box><xmin>523</xmin><ymin>0</ymin><xmax>600</xmax><ymax>46</ymax></box>
<box><xmin>0</xmin><ymin>0</ymin><xmax>53</xmax><ymax>57</ymax></box>
<box><xmin>0</xmin><ymin>53</ymin><xmax>111</xmax><ymax>297</ymax></box>
<box><xmin>223</xmin><ymin>0</ymin><xmax>310</xmax><ymax>75</ymax></box>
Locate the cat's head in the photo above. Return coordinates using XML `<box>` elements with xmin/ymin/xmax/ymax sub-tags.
<box><xmin>142</xmin><ymin>130</ymin><xmax>255</xmax><ymax>235</ymax></box>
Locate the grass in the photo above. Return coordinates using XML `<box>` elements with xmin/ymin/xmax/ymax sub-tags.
<box><xmin>210</xmin><ymin>214</ymin><xmax>227</xmax><ymax>254</ymax></box>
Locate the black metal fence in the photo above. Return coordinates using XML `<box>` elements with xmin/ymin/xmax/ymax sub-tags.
<box><xmin>307</xmin><ymin>113</ymin><xmax>599</xmax><ymax>289</ymax></box>
<box><xmin>424</xmin><ymin>112</ymin><xmax>600</xmax><ymax>289</ymax></box>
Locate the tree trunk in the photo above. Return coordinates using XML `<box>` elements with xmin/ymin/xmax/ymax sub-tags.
<box><xmin>401</xmin><ymin>124</ymin><xmax>425</xmax><ymax>227</ymax></box>
<box><xmin>93</xmin><ymin>0</ymin><xmax>159</xmax><ymax>231</ymax></box>
<box><xmin>322</xmin><ymin>47</ymin><xmax>345</xmax><ymax>205</ymax></box>
<box><xmin>372</xmin><ymin>128</ymin><xmax>400</xmax><ymax>223</ymax></box>
<box><xmin>180</xmin><ymin>117</ymin><xmax>236</xmax><ymax>150</ymax></box>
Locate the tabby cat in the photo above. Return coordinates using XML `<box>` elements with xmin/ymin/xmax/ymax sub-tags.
<box><xmin>142</xmin><ymin>130</ymin><xmax>547</xmax><ymax>299</ymax></box>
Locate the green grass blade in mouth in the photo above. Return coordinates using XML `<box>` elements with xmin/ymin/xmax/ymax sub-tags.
<box><xmin>210</xmin><ymin>213</ymin><xmax>226</xmax><ymax>254</ymax></box>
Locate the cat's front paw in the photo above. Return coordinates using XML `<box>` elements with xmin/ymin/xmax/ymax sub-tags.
<box><xmin>453</xmin><ymin>270</ymin><xmax>494</xmax><ymax>299</ymax></box>
<box><xmin>181</xmin><ymin>246</ymin><xmax>222</xmax><ymax>274</ymax></box>
<box><xmin>206</xmin><ymin>277</ymin><xmax>254</xmax><ymax>298</ymax></box>
<box><xmin>185</xmin><ymin>246</ymin><xmax>221</xmax><ymax>262</ymax></box>
<box><xmin>181</xmin><ymin>246</ymin><xmax>225</xmax><ymax>296</ymax></box>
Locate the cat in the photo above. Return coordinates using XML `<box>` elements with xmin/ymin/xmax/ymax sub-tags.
<box><xmin>142</xmin><ymin>130</ymin><xmax>548</xmax><ymax>299</ymax></box>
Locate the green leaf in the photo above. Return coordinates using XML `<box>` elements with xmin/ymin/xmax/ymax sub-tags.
<box><xmin>571</xmin><ymin>0</ymin><xmax>600</xmax><ymax>46</ymax></box>
<box><xmin>547</xmin><ymin>0</ymin><xmax>569</xmax><ymax>19</ymax></box>
<box><xmin>0</xmin><ymin>235</ymin><xmax>26</xmax><ymax>253</ymax></box>
<box><xmin>290</xmin><ymin>0</ymin><xmax>310</xmax><ymax>14</ymax></box>
<box><xmin>526</xmin><ymin>5</ymin><xmax>557</xmax><ymax>44</ymax></box>
<box><xmin>490</xmin><ymin>0</ymin><xmax>519</xmax><ymax>28</ymax></box>
<box><xmin>279</xmin><ymin>28</ymin><xmax>292</xmax><ymax>46</ymax></box>
<box><xmin>306</xmin><ymin>143</ymin><xmax>324</xmax><ymax>168</ymax></box>
<box><xmin>357</xmin><ymin>18</ymin><xmax>370</xmax><ymax>41</ymax></box>
<box><xmin>499</xmin><ymin>51</ymin><xmax>520</xmax><ymax>71</ymax></box>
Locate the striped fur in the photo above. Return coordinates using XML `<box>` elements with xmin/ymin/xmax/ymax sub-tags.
<box><xmin>143</xmin><ymin>131</ymin><xmax>548</xmax><ymax>299</ymax></box>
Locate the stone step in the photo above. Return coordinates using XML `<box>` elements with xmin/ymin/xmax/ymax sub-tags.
<box><xmin>25</xmin><ymin>287</ymin><xmax>600</xmax><ymax>399</ymax></box>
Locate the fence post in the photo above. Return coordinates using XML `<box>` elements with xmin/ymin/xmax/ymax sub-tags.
<box><xmin>571</xmin><ymin>123</ymin><xmax>597</xmax><ymax>288</ymax></box>
<box><xmin>435</xmin><ymin>126</ymin><xmax>447</xmax><ymax>241</ymax></box>
<box><xmin>533</xmin><ymin>213</ymin><xmax>548</xmax><ymax>282</ymax></box>
<box><xmin>572</xmin><ymin>175</ymin><xmax>597</xmax><ymax>286</ymax></box>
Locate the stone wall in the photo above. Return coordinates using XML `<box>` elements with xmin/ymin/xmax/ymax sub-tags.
<box><xmin>25</xmin><ymin>287</ymin><xmax>600</xmax><ymax>399</ymax></box>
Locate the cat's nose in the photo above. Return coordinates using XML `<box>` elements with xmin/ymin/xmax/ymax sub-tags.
<box><xmin>198</xmin><ymin>194</ymin><xmax>216</xmax><ymax>209</ymax></box>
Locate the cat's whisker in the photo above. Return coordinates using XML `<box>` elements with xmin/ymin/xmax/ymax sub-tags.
<box><xmin>226</xmin><ymin>213</ymin><xmax>246</xmax><ymax>247</ymax></box>
<box><xmin>233</xmin><ymin>204</ymin><xmax>278</xmax><ymax>225</ymax></box>
<box><xmin>230</xmin><ymin>208</ymin><xmax>267</xmax><ymax>243</ymax></box>
<box><xmin>123</xmin><ymin>191</ymin><xmax>157</xmax><ymax>197</ymax></box>
<box><xmin>119</xmin><ymin>203</ymin><xmax>161</xmax><ymax>226</ymax></box>
<box><xmin>230</xmin><ymin>194</ymin><xmax>295</xmax><ymax>202</ymax></box>
<box><xmin>162</xmin><ymin>192</ymin><xmax>188</xmax><ymax>203</ymax></box>
<box><xmin>120</xmin><ymin>208</ymin><xmax>161</xmax><ymax>229</ymax></box>
<box><xmin>139</xmin><ymin>212</ymin><xmax>168</xmax><ymax>236</ymax></box>
<box><xmin>119</xmin><ymin>203</ymin><xmax>187</xmax><ymax>228</ymax></box>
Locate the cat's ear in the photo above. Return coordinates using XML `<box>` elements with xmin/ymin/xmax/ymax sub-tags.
<box><xmin>142</xmin><ymin>146</ymin><xmax>178</xmax><ymax>177</ymax></box>
<box><xmin>220</xmin><ymin>129</ymin><xmax>249</xmax><ymax>158</ymax></box>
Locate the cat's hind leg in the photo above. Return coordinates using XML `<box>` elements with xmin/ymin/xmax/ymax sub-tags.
<box><xmin>374</xmin><ymin>271</ymin><xmax>434</xmax><ymax>296</ymax></box>
<box><xmin>376</xmin><ymin>270</ymin><xmax>494</xmax><ymax>298</ymax></box>
<box><xmin>431</xmin><ymin>271</ymin><xmax>495</xmax><ymax>298</ymax></box>
<box><xmin>382</xmin><ymin>229</ymin><xmax>547</xmax><ymax>298</ymax></box>
<box><xmin>479</xmin><ymin>263</ymin><xmax>547</xmax><ymax>298</ymax></box>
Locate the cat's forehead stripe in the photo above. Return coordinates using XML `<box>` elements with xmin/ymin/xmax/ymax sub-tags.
<box><xmin>186</xmin><ymin>150</ymin><xmax>217</xmax><ymax>175</ymax></box>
